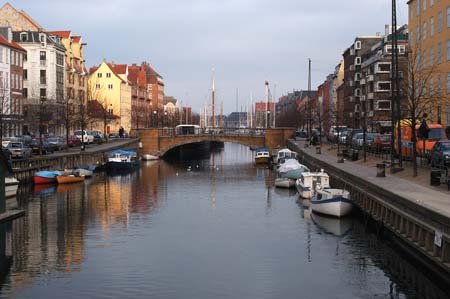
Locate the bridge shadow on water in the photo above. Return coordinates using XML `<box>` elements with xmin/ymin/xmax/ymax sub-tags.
<box><xmin>162</xmin><ymin>141</ymin><xmax>225</xmax><ymax>165</ymax></box>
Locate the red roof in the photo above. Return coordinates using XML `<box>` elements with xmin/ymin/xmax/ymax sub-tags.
<box><xmin>110</xmin><ymin>64</ymin><xmax>127</xmax><ymax>75</ymax></box>
<box><xmin>71</xmin><ymin>36</ymin><xmax>81</xmax><ymax>43</ymax></box>
<box><xmin>47</xmin><ymin>30</ymin><xmax>71</xmax><ymax>38</ymax></box>
<box><xmin>127</xmin><ymin>65</ymin><xmax>139</xmax><ymax>84</ymax></box>
<box><xmin>0</xmin><ymin>35</ymin><xmax>25</xmax><ymax>52</ymax></box>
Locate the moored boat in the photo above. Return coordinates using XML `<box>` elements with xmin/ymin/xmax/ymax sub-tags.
<box><xmin>142</xmin><ymin>154</ymin><xmax>159</xmax><ymax>161</ymax></box>
<box><xmin>5</xmin><ymin>177</ymin><xmax>19</xmax><ymax>198</ymax></box>
<box><xmin>278</xmin><ymin>159</ymin><xmax>309</xmax><ymax>180</ymax></box>
<box><xmin>73</xmin><ymin>168</ymin><xmax>93</xmax><ymax>177</ymax></box>
<box><xmin>33</xmin><ymin>170</ymin><xmax>63</xmax><ymax>184</ymax></box>
<box><xmin>310</xmin><ymin>188</ymin><xmax>352</xmax><ymax>217</ymax></box>
<box><xmin>274</xmin><ymin>177</ymin><xmax>295</xmax><ymax>189</ymax></box>
<box><xmin>107</xmin><ymin>150</ymin><xmax>140</xmax><ymax>172</ymax></box>
<box><xmin>255</xmin><ymin>147</ymin><xmax>270</xmax><ymax>164</ymax></box>
<box><xmin>296</xmin><ymin>170</ymin><xmax>330</xmax><ymax>198</ymax></box>
<box><xmin>56</xmin><ymin>175</ymin><xmax>85</xmax><ymax>184</ymax></box>
<box><xmin>273</xmin><ymin>148</ymin><xmax>297</xmax><ymax>165</ymax></box>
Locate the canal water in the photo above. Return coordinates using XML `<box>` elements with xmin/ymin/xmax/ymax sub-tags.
<box><xmin>0</xmin><ymin>143</ymin><xmax>449</xmax><ymax>299</ymax></box>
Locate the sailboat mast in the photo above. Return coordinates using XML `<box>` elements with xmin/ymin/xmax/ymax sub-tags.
<box><xmin>250</xmin><ymin>92</ymin><xmax>253</xmax><ymax>128</ymax></box>
<box><xmin>211</xmin><ymin>68</ymin><xmax>215</xmax><ymax>128</ymax></box>
<box><xmin>265</xmin><ymin>81</ymin><xmax>269</xmax><ymax>129</ymax></box>
<box><xmin>220</xmin><ymin>101</ymin><xmax>223</xmax><ymax>128</ymax></box>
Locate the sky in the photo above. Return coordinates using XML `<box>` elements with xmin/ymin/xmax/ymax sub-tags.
<box><xmin>8</xmin><ymin>0</ymin><xmax>408</xmax><ymax>114</ymax></box>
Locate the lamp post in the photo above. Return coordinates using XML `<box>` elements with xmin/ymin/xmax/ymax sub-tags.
<box><xmin>164</xmin><ymin>111</ymin><xmax>168</xmax><ymax>127</ymax></box>
<box><xmin>267</xmin><ymin>111</ymin><xmax>271</xmax><ymax>128</ymax></box>
<box><xmin>153</xmin><ymin>110</ymin><xmax>157</xmax><ymax>127</ymax></box>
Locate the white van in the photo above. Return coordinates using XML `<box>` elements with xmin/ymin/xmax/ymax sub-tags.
<box><xmin>74</xmin><ymin>130</ymin><xmax>94</xmax><ymax>144</ymax></box>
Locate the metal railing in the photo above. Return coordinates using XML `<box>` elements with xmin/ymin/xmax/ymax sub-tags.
<box><xmin>158</xmin><ymin>127</ymin><xmax>266</xmax><ymax>137</ymax></box>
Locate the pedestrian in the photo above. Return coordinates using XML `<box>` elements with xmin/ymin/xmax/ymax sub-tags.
<box><xmin>119</xmin><ymin>127</ymin><xmax>124</xmax><ymax>138</ymax></box>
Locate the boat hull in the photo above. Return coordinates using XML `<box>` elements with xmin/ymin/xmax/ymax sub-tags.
<box><xmin>296</xmin><ymin>183</ymin><xmax>312</xmax><ymax>198</ymax></box>
<box><xmin>311</xmin><ymin>196</ymin><xmax>352</xmax><ymax>217</ymax></box>
<box><xmin>142</xmin><ymin>154</ymin><xmax>159</xmax><ymax>161</ymax></box>
<box><xmin>280</xmin><ymin>168</ymin><xmax>306</xmax><ymax>180</ymax></box>
<box><xmin>255</xmin><ymin>157</ymin><xmax>270</xmax><ymax>164</ymax></box>
<box><xmin>274</xmin><ymin>178</ymin><xmax>295</xmax><ymax>188</ymax></box>
<box><xmin>34</xmin><ymin>176</ymin><xmax>56</xmax><ymax>184</ymax></box>
<box><xmin>107</xmin><ymin>161</ymin><xmax>140</xmax><ymax>172</ymax></box>
<box><xmin>56</xmin><ymin>175</ymin><xmax>85</xmax><ymax>184</ymax></box>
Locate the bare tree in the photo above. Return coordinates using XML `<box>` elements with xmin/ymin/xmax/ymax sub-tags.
<box><xmin>0</xmin><ymin>76</ymin><xmax>10</xmax><ymax>145</ymax></box>
<box><xmin>400</xmin><ymin>43</ymin><xmax>450</xmax><ymax>176</ymax></box>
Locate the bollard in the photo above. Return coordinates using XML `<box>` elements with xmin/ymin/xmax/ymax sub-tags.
<box><xmin>376</xmin><ymin>163</ymin><xmax>386</xmax><ymax>177</ymax></box>
<box><xmin>316</xmin><ymin>146</ymin><xmax>321</xmax><ymax>154</ymax></box>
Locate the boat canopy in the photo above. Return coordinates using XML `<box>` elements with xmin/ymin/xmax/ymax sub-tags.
<box><xmin>255</xmin><ymin>147</ymin><xmax>269</xmax><ymax>152</ymax></box>
<box><xmin>108</xmin><ymin>150</ymin><xmax>137</xmax><ymax>156</ymax></box>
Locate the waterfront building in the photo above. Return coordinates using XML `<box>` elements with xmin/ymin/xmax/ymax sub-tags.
<box><xmin>141</xmin><ymin>62</ymin><xmax>164</xmax><ymax>109</ymax></box>
<box><xmin>360</xmin><ymin>25</ymin><xmax>409</xmax><ymax>133</ymax></box>
<box><xmin>88</xmin><ymin>61</ymin><xmax>132</xmax><ymax>134</ymax></box>
<box><xmin>225</xmin><ymin>112</ymin><xmax>247</xmax><ymax>128</ymax></box>
<box><xmin>255</xmin><ymin>102</ymin><xmax>275</xmax><ymax>128</ymax></box>
<box><xmin>0</xmin><ymin>27</ymin><xmax>26</xmax><ymax>137</ymax></box>
<box><xmin>47</xmin><ymin>31</ymin><xmax>88</xmax><ymax>134</ymax></box>
<box><xmin>12</xmin><ymin>31</ymin><xmax>66</xmax><ymax>136</ymax></box>
<box><xmin>342</xmin><ymin>35</ymin><xmax>383</xmax><ymax>129</ymax></box>
<box><xmin>408</xmin><ymin>0</ymin><xmax>450</xmax><ymax>125</ymax></box>
<box><xmin>128</xmin><ymin>63</ymin><xmax>151</xmax><ymax>129</ymax></box>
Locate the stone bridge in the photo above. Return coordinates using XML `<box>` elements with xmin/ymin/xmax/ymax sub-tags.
<box><xmin>134</xmin><ymin>128</ymin><xmax>296</xmax><ymax>157</ymax></box>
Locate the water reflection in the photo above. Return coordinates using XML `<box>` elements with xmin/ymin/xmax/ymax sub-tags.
<box><xmin>0</xmin><ymin>143</ymin><xmax>447</xmax><ymax>298</ymax></box>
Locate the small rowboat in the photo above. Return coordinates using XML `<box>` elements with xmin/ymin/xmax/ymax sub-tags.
<box><xmin>141</xmin><ymin>154</ymin><xmax>159</xmax><ymax>161</ymax></box>
<box><xmin>34</xmin><ymin>170</ymin><xmax>63</xmax><ymax>184</ymax></box>
<box><xmin>274</xmin><ymin>178</ymin><xmax>295</xmax><ymax>189</ymax></box>
<box><xmin>56</xmin><ymin>175</ymin><xmax>85</xmax><ymax>184</ymax></box>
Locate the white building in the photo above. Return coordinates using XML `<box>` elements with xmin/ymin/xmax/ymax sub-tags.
<box><xmin>12</xmin><ymin>31</ymin><xmax>65</xmax><ymax>136</ymax></box>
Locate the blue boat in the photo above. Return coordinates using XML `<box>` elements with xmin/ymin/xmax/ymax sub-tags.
<box><xmin>34</xmin><ymin>170</ymin><xmax>63</xmax><ymax>184</ymax></box>
<box><xmin>106</xmin><ymin>150</ymin><xmax>139</xmax><ymax>172</ymax></box>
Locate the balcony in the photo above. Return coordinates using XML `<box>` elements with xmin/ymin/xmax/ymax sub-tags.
<box><xmin>367</xmin><ymin>93</ymin><xmax>374</xmax><ymax>100</ymax></box>
<box><xmin>360</xmin><ymin>78</ymin><xmax>366</xmax><ymax>85</ymax></box>
<box><xmin>367</xmin><ymin>75</ymin><xmax>374</xmax><ymax>82</ymax></box>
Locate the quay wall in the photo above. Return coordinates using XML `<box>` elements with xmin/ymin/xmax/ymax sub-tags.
<box><xmin>11</xmin><ymin>139</ymin><xmax>139</xmax><ymax>181</ymax></box>
<box><xmin>288</xmin><ymin>140</ymin><xmax>450</xmax><ymax>281</ymax></box>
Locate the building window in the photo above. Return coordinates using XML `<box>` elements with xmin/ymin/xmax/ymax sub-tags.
<box><xmin>438</xmin><ymin>74</ymin><xmax>442</xmax><ymax>95</ymax></box>
<box><xmin>354</xmin><ymin>56</ymin><xmax>361</xmax><ymax>65</ymax></box>
<box><xmin>376</xmin><ymin>62</ymin><xmax>391</xmax><ymax>73</ymax></box>
<box><xmin>40</xmin><ymin>51</ymin><xmax>46</xmax><ymax>60</ymax></box>
<box><xmin>423</xmin><ymin>0</ymin><xmax>426</xmax><ymax>11</ymax></box>
<box><xmin>23</xmin><ymin>69</ymin><xmax>27</xmax><ymax>80</ymax></box>
<box><xmin>376</xmin><ymin>81</ymin><xmax>391</xmax><ymax>92</ymax></box>
<box><xmin>438</xmin><ymin>11</ymin><xmax>443</xmax><ymax>33</ymax></box>
<box><xmin>40</xmin><ymin>70</ymin><xmax>46</xmax><ymax>84</ymax></box>
<box><xmin>447</xmin><ymin>6</ymin><xmax>450</xmax><ymax>28</ymax></box>
<box><xmin>40</xmin><ymin>88</ymin><xmax>46</xmax><ymax>99</ymax></box>
<box><xmin>97</xmin><ymin>73</ymin><xmax>102</xmax><ymax>78</ymax></box>
<box><xmin>430</xmin><ymin>47</ymin><xmax>434</xmax><ymax>66</ymax></box>
<box><xmin>430</xmin><ymin>0</ymin><xmax>434</xmax><ymax>7</ymax></box>
<box><xmin>423</xmin><ymin>50</ymin><xmax>427</xmax><ymax>69</ymax></box>
<box><xmin>416</xmin><ymin>26</ymin><xmax>420</xmax><ymax>43</ymax></box>
<box><xmin>106</xmin><ymin>73</ymin><xmax>111</xmax><ymax>78</ymax></box>
<box><xmin>56</xmin><ymin>54</ymin><xmax>64</xmax><ymax>66</ymax></box>
<box><xmin>423</xmin><ymin>21</ymin><xmax>427</xmax><ymax>40</ymax></box>
<box><xmin>95</xmin><ymin>84</ymin><xmax>101</xmax><ymax>90</ymax></box>
<box><xmin>447</xmin><ymin>73</ymin><xmax>450</xmax><ymax>94</ymax></box>
<box><xmin>438</xmin><ymin>42</ymin><xmax>442</xmax><ymax>64</ymax></box>
<box><xmin>416</xmin><ymin>0</ymin><xmax>420</xmax><ymax>16</ymax></box>
<box><xmin>20</xmin><ymin>32</ymin><xmax>27</xmax><ymax>42</ymax></box>
<box><xmin>22</xmin><ymin>88</ymin><xmax>27</xmax><ymax>98</ymax></box>
<box><xmin>430</xmin><ymin>16</ymin><xmax>434</xmax><ymax>37</ymax></box>
<box><xmin>447</xmin><ymin>40</ymin><xmax>450</xmax><ymax>61</ymax></box>
<box><xmin>430</xmin><ymin>76</ymin><xmax>434</xmax><ymax>97</ymax></box>
<box><xmin>108</xmin><ymin>83</ymin><xmax>113</xmax><ymax>90</ymax></box>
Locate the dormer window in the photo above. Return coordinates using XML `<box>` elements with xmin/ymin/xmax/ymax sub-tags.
<box><xmin>39</xmin><ymin>34</ymin><xmax>45</xmax><ymax>42</ymax></box>
<box><xmin>20</xmin><ymin>32</ymin><xmax>27</xmax><ymax>42</ymax></box>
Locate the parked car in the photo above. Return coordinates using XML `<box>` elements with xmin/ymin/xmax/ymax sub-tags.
<box><xmin>109</xmin><ymin>132</ymin><xmax>120</xmax><ymax>138</ymax></box>
<box><xmin>74</xmin><ymin>130</ymin><xmax>94</xmax><ymax>144</ymax></box>
<box><xmin>352</xmin><ymin>133</ymin><xmax>363</xmax><ymax>149</ymax></box>
<box><xmin>66</xmin><ymin>135</ymin><xmax>82</xmax><ymax>147</ymax></box>
<box><xmin>47</xmin><ymin>137</ymin><xmax>67</xmax><ymax>151</ymax></box>
<box><xmin>7</xmin><ymin>142</ymin><xmax>32</xmax><ymax>159</ymax></box>
<box><xmin>371</xmin><ymin>134</ymin><xmax>391</xmax><ymax>153</ymax></box>
<box><xmin>91</xmin><ymin>130</ymin><xmax>103</xmax><ymax>144</ymax></box>
<box><xmin>327</xmin><ymin>126</ymin><xmax>347</xmax><ymax>142</ymax></box>
<box><xmin>347</xmin><ymin>129</ymin><xmax>363</xmax><ymax>147</ymax></box>
<box><xmin>430</xmin><ymin>141</ymin><xmax>450</xmax><ymax>167</ymax></box>
<box><xmin>1</xmin><ymin>136</ymin><xmax>21</xmax><ymax>148</ymax></box>
<box><xmin>338</xmin><ymin>130</ymin><xmax>349</xmax><ymax>144</ymax></box>
<box><xmin>30</xmin><ymin>140</ymin><xmax>55</xmax><ymax>155</ymax></box>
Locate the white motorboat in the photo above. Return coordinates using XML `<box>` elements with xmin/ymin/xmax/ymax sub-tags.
<box><xmin>310</xmin><ymin>188</ymin><xmax>352</xmax><ymax>217</ymax></box>
<box><xmin>5</xmin><ymin>177</ymin><xmax>19</xmax><ymax>198</ymax></box>
<box><xmin>142</xmin><ymin>154</ymin><xmax>159</xmax><ymax>161</ymax></box>
<box><xmin>296</xmin><ymin>170</ymin><xmax>330</xmax><ymax>198</ymax></box>
<box><xmin>274</xmin><ymin>177</ymin><xmax>295</xmax><ymax>189</ymax></box>
<box><xmin>255</xmin><ymin>147</ymin><xmax>271</xmax><ymax>164</ymax></box>
<box><xmin>273</xmin><ymin>148</ymin><xmax>297</xmax><ymax>165</ymax></box>
<box><xmin>73</xmin><ymin>168</ymin><xmax>93</xmax><ymax>177</ymax></box>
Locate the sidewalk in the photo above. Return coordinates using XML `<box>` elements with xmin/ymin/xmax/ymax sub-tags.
<box><xmin>291</xmin><ymin>139</ymin><xmax>450</xmax><ymax>219</ymax></box>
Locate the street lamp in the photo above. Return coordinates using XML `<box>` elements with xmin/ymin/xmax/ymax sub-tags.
<box><xmin>153</xmin><ymin>110</ymin><xmax>157</xmax><ymax>127</ymax></box>
<box><xmin>164</xmin><ymin>111</ymin><xmax>168</xmax><ymax>127</ymax></box>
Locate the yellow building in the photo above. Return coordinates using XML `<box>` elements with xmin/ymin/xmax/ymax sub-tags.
<box><xmin>408</xmin><ymin>0</ymin><xmax>450</xmax><ymax>126</ymax></box>
<box><xmin>88</xmin><ymin>61</ymin><xmax>132</xmax><ymax>134</ymax></box>
<box><xmin>48</xmin><ymin>31</ymin><xmax>88</xmax><ymax>132</ymax></box>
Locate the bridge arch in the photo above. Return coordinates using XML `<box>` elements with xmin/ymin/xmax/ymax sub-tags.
<box><xmin>134</xmin><ymin>128</ymin><xmax>295</xmax><ymax>157</ymax></box>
